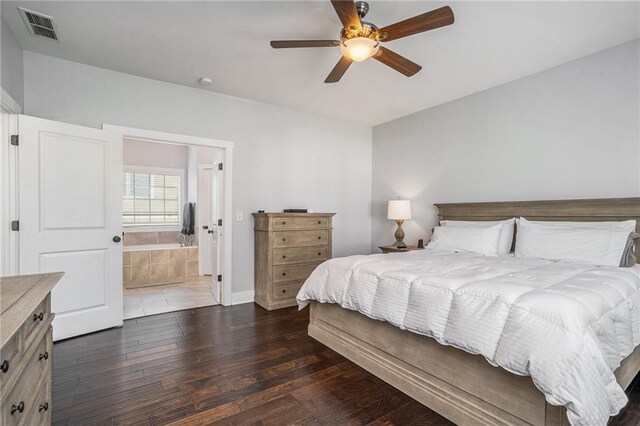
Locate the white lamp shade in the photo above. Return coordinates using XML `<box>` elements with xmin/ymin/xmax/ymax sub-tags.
<box><xmin>387</xmin><ymin>200</ymin><xmax>412</xmax><ymax>220</ymax></box>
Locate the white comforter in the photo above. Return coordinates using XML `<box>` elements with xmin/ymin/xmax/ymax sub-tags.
<box><xmin>296</xmin><ymin>249</ymin><xmax>640</xmax><ymax>426</ymax></box>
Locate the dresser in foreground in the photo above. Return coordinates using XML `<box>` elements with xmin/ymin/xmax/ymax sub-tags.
<box><xmin>1</xmin><ymin>272</ymin><xmax>63</xmax><ymax>426</ymax></box>
<box><xmin>253</xmin><ymin>213</ymin><xmax>335</xmax><ymax>310</ymax></box>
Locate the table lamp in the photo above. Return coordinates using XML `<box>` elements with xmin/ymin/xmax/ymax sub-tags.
<box><xmin>387</xmin><ymin>200</ymin><xmax>412</xmax><ymax>248</ymax></box>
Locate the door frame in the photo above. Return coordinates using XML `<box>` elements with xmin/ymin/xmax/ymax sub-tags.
<box><xmin>103</xmin><ymin>125</ymin><xmax>234</xmax><ymax>306</ymax></box>
<box><xmin>0</xmin><ymin>88</ymin><xmax>22</xmax><ymax>277</ymax></box>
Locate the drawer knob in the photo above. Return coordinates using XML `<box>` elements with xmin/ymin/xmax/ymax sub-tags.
<box><xmin>33</xmin><ymin>312</ymin><xmax>44</xmax><ymax>322</ymax></box>
<box><xmin>39</xmin><ymin>351</ymin><xmax>49</xmax><ymax>361</ymax></box>
<box><xmin>0</xmin><ymin>360</ymin><xmax>8</xmax><ymax>373</ymax></box>
<box><xmin>318</xmin><ymin>221</ymin><xmax>321</xmax><ymax>224</ymax></box>
<box><xmin>11</xmin><ymin>401</ymin><xmax>24</xmax><ymax>415</ymax></box>
<box><xmin>317</xmin><ymin>236</ymin><xmax>321</xmax><ymax>240</ymax></box>
<box><xmin>282</xmin><ymin>238</ymin><xmax>286</xmax><ymax>242</ymax></box>
<box><xmin>282</xmin><ymin>255</ymin><xmax>286</xmax><ymax>259</ymax></box>
<box><xmin>318</xmin><ymin>252</ymin><xmax>322</xmax><ymax>256</ymax></box>
<box><xmin>281</xmin><ymin>221</ymin><xmax>286</xmax><ymax>225</ymax></box>
<box><xmin>39</xmin><ymin>403</ymin><xmax>49</xmax><ymax>412</ymax></box>
<box><xmin>282</xmin><ymin>289</ymin><xmax>286</xmax><ymax>293</ymax></box>
<box><xmin>282</xmin><ymin>272</ymin><xmax>286</xmax><ymax>276</ymax></box>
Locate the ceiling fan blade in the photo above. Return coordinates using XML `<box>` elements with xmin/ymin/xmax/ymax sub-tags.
<box><xmin>330</xmin><ymin>0</ymin><xmax>362</xmax><ymax>32</ymax></box>
<box><xmin>376</xmin><ymin>6</ymin><xmax>454</xmax><ymax>42</ymax></box>
<box><xmin>270</xmin><ymin>40</ymin><xmax>341</xmax><ymax>49</ymax></box>
<box><xmin>325</xmin><ymin>56</ymin><xmax>353</xmax><ymax>83</ymax></box>
<box><xmin>372</xmin><ymin>47</ymin><xmax>422</xmax><ymax>77</ymax></box>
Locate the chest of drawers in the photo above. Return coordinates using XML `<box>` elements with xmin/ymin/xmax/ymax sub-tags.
<box><xmin>1</xmin><ymin>273</ymin><xmax>63</xmax><ymax>426</ymax></box>
<box><xmin>253</xmin><ymin>213</ymin><xmax>335</xmax><ymax>310</ymax></box>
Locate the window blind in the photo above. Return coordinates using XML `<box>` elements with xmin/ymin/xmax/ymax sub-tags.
<box><xmin>123</xmin><ymin>172</ymin><xmax>180</xmax><ymax>225</ymax></box>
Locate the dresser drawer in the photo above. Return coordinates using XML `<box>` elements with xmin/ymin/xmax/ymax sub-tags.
<box><xmin>272</xmin><ymin>217</ymin><xmax>330</xmax><ymax>230</ymax></box>
<box><xmin>273</xmin><ymin>263</ymin><xmax>321</xmax><ymax>284</ymax></box>
<box><xmin>273</xmin><ymin>230</ymin><xmax>329</xmax><ymax>248</ymax></box>
<box><xmin>0</xmin><ymin>330</ymin><xmax>20</xmax><ymax>394</ymax></box>
<box><xmin>273</xmin><ymin>246</ymin><xmax>328</xmax><ymax>265</ymax></box>
<box><xmin>23</xmin><ymin>297</ymin><xmax>50</xmax><ymax>349</ymax></box>
<box><xmin>26</xmin><ymin>372</ymin><xmax>51</xmax><ymax>426</ymax></box>
<box><xmin>273</xmin><ymin>281</ymin><xmax>304</xmax><ymax>301</ymax></box>
<box><xmin>2</xmin><ymin>335</ymin><xmax>49</xmax><ymax>426</ymax></box>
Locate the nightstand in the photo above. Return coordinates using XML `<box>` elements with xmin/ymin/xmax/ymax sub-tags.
<box><xmin>378</xmin><ymin>245</ymin><xmax>424</xmax><ymax>253</ymax></box>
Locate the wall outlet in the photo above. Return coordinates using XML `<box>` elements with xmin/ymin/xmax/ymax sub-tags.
<box><xmin>236</xmin><ymin>211</ymin><xmax>244</xmax><ymax>221</ymax></box>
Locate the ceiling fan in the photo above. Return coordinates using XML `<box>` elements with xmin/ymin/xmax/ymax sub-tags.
<box><xmin>270</xmin><ymin>0</ymin><xmax>454</xmax><ymax>83</ymax></box>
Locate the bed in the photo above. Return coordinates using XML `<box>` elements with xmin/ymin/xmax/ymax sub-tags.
<box><xmin>298</xmin><ymin>198</ymin><xmax>640</xmax><ymax>426</ymax></box>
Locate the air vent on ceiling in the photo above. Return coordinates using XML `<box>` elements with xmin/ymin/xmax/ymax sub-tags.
<box><xmin>18</xmin><ymin>7</ymin><xmax>59</xmax><ymax>41</ymax></box>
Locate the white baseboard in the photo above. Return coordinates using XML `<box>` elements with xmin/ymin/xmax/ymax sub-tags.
<box><xmin>231</xmin><ymin>290</ymin><xmax>255</xmax><ymax>305</ymax></box>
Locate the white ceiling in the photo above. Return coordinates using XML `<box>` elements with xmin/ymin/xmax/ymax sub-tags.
<box><xmin>2</xmin><ymin>1</ymin><xmax>639</xmax><ymax>125</ymax></box>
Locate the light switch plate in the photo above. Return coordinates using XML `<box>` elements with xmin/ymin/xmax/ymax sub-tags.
<box><xmin>236</xmin><ymin>211</ymin><xmax>243</xmax><ymax>221</ymax></box>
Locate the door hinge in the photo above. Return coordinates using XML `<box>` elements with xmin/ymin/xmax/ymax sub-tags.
<box><xmin>10</xmin><ymin>220</ymin><xmax>19</xmax><ymax>231</ymax></box>
<box><xmin>218</xmin><ymin>163</ymin><xmax>223</xmax><ymax>171</ymax></box>
<box><xmin>217</xmin><ymin>274</ymin><xmax>222</xmax><ymax>282</ymax></box>
<box><xmin>217</xmin><ymin>219</ymin><xmax>222</xmax><ymax>226</ymax></box>
<box><xmin>10</xmin><ymin>135</ymin><xmax>18</xmax><ymax>146</ymax></box>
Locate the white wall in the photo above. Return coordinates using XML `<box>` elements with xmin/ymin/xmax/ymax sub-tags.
<box><xmin>371</xmin><ymin>40</ymin><xmax>640</xmax><ymax>251</ymax></box>
<box><xmin>23</xmin><ymin>52</ymin><xmax>373</xmax><ymax>296</ymax></box>
<box><xmin>1</xmin><ymin>17</ymin><xmax>23</xmax><ymax>107</ymax></box>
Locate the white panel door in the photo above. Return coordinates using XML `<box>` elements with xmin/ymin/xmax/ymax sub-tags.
<box><xmin>199</xmin><ymin>166</ymin><xmax>222</xmax><ymax>303</ymax></box>
<box><xmin>201</xmin><ymin>167</ymin><xmax>215</xmax><ymax>276</ymax></box>
<box><xmin>212</xmin><ymin>163</ymin><xmax>224</xmax><ymax>303</ymax></box>
<box><xmin>18</xmin><ymin>115</ymin><xmax>123</xmax><ymax>340</ymax></box>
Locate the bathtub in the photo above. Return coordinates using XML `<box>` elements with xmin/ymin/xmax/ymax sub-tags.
<box><xmin>123</xmin><ymin>244</ymin><xmax>200</xmax><ymax>289</ymax></box>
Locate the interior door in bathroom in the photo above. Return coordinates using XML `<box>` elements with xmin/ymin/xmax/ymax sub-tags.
<box><xmin>18</xmin><ymin>115</ymin><xmax>123</xmax><ymax>340</ymax></box>
<box><xmin>199</xmin><ymin>164</ymin><xmax>222</xmax><ymax>303</ymax></box>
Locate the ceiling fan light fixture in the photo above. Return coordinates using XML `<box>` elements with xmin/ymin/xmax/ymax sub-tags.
<box><xmin>340</xmin><ymin>37</ymin><xmax>379</xmax><ymax>62</ymax></box>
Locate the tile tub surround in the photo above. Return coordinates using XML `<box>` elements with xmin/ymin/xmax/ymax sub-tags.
<box><xmin>123</xmin><ymin>246</ymin><xmax>199</xmax><ymax>288</ymax></box>
<box><xmin>124</xmin><ymin>230</ymin><xmax>197</xmax><ymax>246</ymax></box>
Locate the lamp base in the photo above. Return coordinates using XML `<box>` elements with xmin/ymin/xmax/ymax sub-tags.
<box><xmin>392</xmin><ymin>220</ymin><xmax>407</xmax><ymax>248</ymax></box>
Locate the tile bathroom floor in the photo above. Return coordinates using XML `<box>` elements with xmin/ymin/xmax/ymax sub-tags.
<box><xmin>123</xmin><ymin>277</ymin><xmax>218</xmax><ymax>319</ymax></box>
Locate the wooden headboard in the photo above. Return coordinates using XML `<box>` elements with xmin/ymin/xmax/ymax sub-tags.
<box><xmin>435</xmin><ymin>198</ymin><xmax>640</xmax><ymax>258</ymax></box>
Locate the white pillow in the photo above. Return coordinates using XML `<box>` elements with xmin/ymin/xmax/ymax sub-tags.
<box><xmin>427</xmin><ymin>224</ymin><xmax>503</xmax><ymax>256</ymax></box>
<box><xmin>441</xmin><ymin>218</ymin><xmax>515</xmax><ymax>254</ymax></box>
<box><xmin>515</xmin><ymin>218</ymin><xmax>630</xmax><ymax>266</ymax></box>
<box><xmin>516</xmin><ymin>218</ymin><xmax>635</xmax><ymax>233</ymax></box>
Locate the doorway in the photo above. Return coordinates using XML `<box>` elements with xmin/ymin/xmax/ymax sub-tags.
<box><xmin>119</xmin><ymin>138</ymin><xmax>225</xmax><ymax>319</ymax></box>
<box><xmin>103</xmin><ymin>125</ymin><xmax>233</xmax><ymax>318</ymax></box>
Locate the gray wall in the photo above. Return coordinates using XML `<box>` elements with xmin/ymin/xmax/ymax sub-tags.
<box><xmin>372</xmin><ymin>39</ymin><xmax>640</xmax><ymax>251</ymax></box>
<box><xmin>1</xmin><ymin>17</ymin><xmax>23</xmax><ymax>107</ymax></box>
<box><xmin>124</xmin><ymin>138</ymin><xmax>189</xmax><ymax>171</ymax></box>
<box><xmin>23</xmin><ymin>52</ymin><xmax>373</xmax><ymax>297</ymax></box>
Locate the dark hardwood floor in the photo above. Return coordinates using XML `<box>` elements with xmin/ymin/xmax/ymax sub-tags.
<box><xmin>53</xmin><ymin>304</ymin><xmax>640</xmax><ymax>425</ymax></box>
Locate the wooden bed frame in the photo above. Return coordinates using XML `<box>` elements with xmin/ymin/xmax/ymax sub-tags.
<box><xmin>308</xmin><ymin>198</ymin><xmax>640</xmax><ymax>426</ymax></box>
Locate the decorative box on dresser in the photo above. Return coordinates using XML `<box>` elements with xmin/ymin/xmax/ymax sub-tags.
<box><xmin>253</xmin><ymin>213</ymin><xmax>335</xmax><ymax>310</ymax></box>
<box><xmin>1</xmin><ymin>272</ymin><xmax>63</xmax><ymax>426</ymax></box>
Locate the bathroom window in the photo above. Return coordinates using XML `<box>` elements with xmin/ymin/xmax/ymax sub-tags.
<box><xmin>123</xmin><ymin>168</ymin><xmax>182</xmax><ymax>226</ymax></box>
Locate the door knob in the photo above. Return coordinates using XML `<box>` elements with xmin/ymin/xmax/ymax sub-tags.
<box><xmin>113</xmin><ymin>236</ymin><xmax>121</xmax><ymax>243</ymax></box>
<box><xmin>203</xmin><ymin>226</ymin><xmax>209</xmax><ymax>229</ymax></box>
<box><xmin>208</xmin><ymin>229</ymin><xmax>214</xmax><ymax>234</ymax></box>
